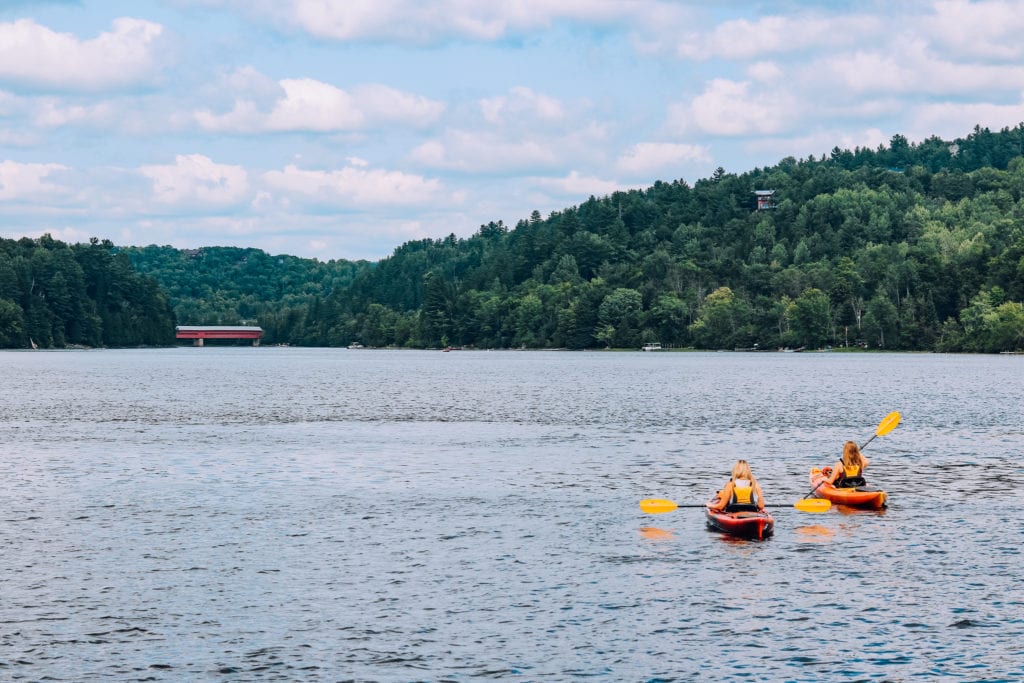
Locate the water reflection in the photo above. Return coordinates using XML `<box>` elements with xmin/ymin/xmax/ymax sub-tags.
<box><xmin>638</xmin><ymin>526</ymin><xmax>675</xmax><ymax>541</ymax></box>
<box><xmin>795</xmin><ymin>524</ymin><xmax>835</xmax><ymax>541</ymax></box>
<box><xmin>832</xmin><ymin>504</ymin><xmax>889</xmax><ymax>516</ymax></box>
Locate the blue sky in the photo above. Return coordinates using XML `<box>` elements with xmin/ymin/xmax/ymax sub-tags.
<box><xmin>3</xmin><ymin>1</ymin><xmax>1024</xmax><ymax>261</ymax></box>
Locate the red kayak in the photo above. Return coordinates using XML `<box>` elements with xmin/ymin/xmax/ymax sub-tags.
<box><xmin>704</xmin><ymin>499</ymin><xmax>774</xmax><ymax>539</ymax></box>
<box><xmin>809</xmin><ymin>467</ymin><xmax>887</xmax><ymax>509</ymax></box>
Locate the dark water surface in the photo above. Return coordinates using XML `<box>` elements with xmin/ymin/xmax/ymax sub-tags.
<box><xmin>1</xmin><ymin>348</ymin><xmax>1022</xmax><ymax>681</ymax></box>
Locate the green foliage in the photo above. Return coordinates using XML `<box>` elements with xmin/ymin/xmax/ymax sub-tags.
<box><xmin>787</xmin><ymin>288</ymin><xmax>832</xmax><ymax>348</ymax></box>
<box><xmin>124</xmin><ymin>245</ymin><xmax>371</xmax><ymax>345</ymax></box>
<box><xmin>690</xmin><ymin>287</ymin><xmax>753</xmax><ymax>349</ymax></box>
<box><xmin>958</xmin><ymin>289</ymin><xmax>1024</xmax><ymax>352</ymax></box>
<box><xmin>0</xmin><ymin>236</ymin><xmax>175</xmax><ymax>348</ymax></box>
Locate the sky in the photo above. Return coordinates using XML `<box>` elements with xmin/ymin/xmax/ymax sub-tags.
<box><xmin>2</xmin><ymin>1</ymin><xmax>1024</xmax><ymax>262</ymax></box>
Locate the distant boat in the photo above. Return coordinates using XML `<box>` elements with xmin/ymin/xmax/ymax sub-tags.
<box><xmin>641</xmin><ymin>342</ymin><xmax>662</xmax><ymax>352</ymax></box>
<box><xmin>347</xmin><ymin>342</ymin><xmax>365</xmax><ymax>349</ymax></box>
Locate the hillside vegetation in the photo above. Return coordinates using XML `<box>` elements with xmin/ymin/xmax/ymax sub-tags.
<box><xmin>287</xmin><ymin>125</ymin><xmax>1024</xmax><ymax>352</ymax></box>
<box><xmin>0</xmin><ymin>236</ymin><xmax>174</xmax><ymax>348</ymax></box>
<box><xmin>3</xmin><ymin>124</ymin><xmax>1024</xmax><ymax>352</ymax></box>
<box><xmin>122</xmin><ymin>245</ymin><xmax>371</xmax><ymax>345</ymax></box>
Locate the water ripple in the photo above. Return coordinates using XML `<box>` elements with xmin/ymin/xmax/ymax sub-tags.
<box><xmin>1</xmin><ymin>349</ymin><xmax>1023</xmax><ymax>680</ymax></box>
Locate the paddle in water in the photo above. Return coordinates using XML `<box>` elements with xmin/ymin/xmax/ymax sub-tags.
<box><xmin>640</xmin><ymin>497</ymin><xmax>831</xmax><ymax>514</ymax></box>
<box><xmin>799</xmin><ymin>410</ymin><xmax>901</xmax><ymax>501</ymax></box>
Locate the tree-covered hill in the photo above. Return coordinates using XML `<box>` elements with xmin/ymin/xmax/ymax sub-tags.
<box><xmin>122</xmin><ymin>245</ymin><xmax>372</xmax><ymax>345</ymax></box>
<box><xmin>0</xmin><ymin>236</ymin><xmax>174</xmax><ymax>348</ymax></box>
<box><xmin>298</xmin><ymin>124</ymin><xmax>1024</xmax><ymax>352</ymax></box>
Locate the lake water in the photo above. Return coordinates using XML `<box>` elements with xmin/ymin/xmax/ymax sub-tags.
<box><xmin>1</xmin><ymin>348</ymin><xmax>1022</xmax><ymax>681</ymax></box>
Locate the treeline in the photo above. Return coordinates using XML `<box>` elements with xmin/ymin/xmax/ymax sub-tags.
<box><xmin>0</xmin><ymin>236</ymin><xmax>174</xmax><ymax>348</ymax></box>
<box><xmin>6</xmin><ymin>124</ymin><xmax>1024</xmax><ymax>353</ymax></box>
<box><xmin>123</xmin><ymin>245</ymin><xmax>372</xmax><ymax>345</ymax></box>
<box><xmin>269</xmin><ymin>124</ymin><xmax>1024</xmax><ymax>353</ymax></box>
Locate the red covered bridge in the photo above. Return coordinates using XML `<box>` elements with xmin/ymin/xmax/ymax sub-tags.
<box><xmin>175</xmin><ymin>325</ymin><xmax>263</xmax><ymax>347</ymax></box>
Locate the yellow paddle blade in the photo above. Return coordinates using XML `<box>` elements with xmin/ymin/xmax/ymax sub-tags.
<box><xmin>639</xmin><ymin>498</ymin><xmax>678</xmax><ymax>514</ymax></box>
<box><xmin>794</xmin><ymin>498</ymin><xmax>832</xmax><ymax>513</ymax></box>
<box><xmin>876</xmin><ymin>411</ymin><xmax>901</xmax><ymax>436</ymax></box>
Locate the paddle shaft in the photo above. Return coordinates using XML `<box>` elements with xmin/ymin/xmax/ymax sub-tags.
<box><xmin>860</xmin><ymin>432</ymin><xmax>881</xmax><ymax>449</ymax></box>
<box><xmin>666</xmin><ymin>503</ymin><xmax>798</xmax><ymax>509</ymax></box>
<box><xmin>641</xmin><ymin>497</ymin><xmax>829</xmax><ymax>513</ymax></box>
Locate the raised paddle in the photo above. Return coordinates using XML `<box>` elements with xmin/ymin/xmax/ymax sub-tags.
<box><xmin>640</xmin><ymin>498</ymin><xmax>831</xmax><ymax>514</ymax></box>
<box><xmin>800</xmin><ymin>410</ymin><xmax>902</xmax><ymax>501</ymax></box>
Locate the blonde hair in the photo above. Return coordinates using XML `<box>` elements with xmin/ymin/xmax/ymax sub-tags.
<box><xmin>842</xmin><ymin>441</ymin><xmax>865</xmax><ymax>468</ymax></box>
<box><xmin>732</xmin><ymin>459</ymin><xmax>753</xmax><ymax>481</ymax></box>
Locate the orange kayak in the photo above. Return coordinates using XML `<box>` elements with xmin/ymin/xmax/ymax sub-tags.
<box><xmin>809</xmin><ymin>467</ymin><xmax>887</xmax><ymax>509</ymax></box>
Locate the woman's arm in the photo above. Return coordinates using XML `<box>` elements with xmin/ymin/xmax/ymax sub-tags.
<box><xmin>826</xmin><ymin>462</ymin><xmax>842</xmax><ymax>484</ymax></box>
<box><xmin>754</xmin><ymin>481</ymin><xmax>766</xmax><ymax>510</ymax></box>
<box><xmin>708</xmin><ymin>481</ymin><xmax>733</xmax><ymax>511</ymax></box>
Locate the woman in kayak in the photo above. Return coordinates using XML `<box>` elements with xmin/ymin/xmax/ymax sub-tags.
<box><xmin>708</xmin><ymin>459</ymin><xmax>766</xmax><ymax>512</ymax></box>
<box><xmin>826</xmin><ymin>440</ymin><xmax>869</xmax><ymax>487</ymax></box>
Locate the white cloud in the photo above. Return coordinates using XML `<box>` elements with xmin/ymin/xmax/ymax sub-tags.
<box><xmin>410</xmin><ymin>130</ymin><xmax>563</xmax><ymax>172</ymax></box>
<box><xmin>667</xmin><ymin>79</ymin><xmax>798</xmax><ymax>136</ymax></box>
<box><xmin>532</xmin><ymin>170</ymin><xmax>625</xmax><ymax>198</ymax></box>
<box><xmin>0</xmin><ymin>89</ymin><xmax>174</xmax><ymax>135</ymax></box>
<box><xmin>195</xmin><ymin>75</ymin><xmax>443</xmax><ymax>132</ymax></box>
<box><xmin>285</xmin><ymin>0</ymin><xmax>644</xmax><ymax>43</ymax></box>
<box><xmin>480</xmin><ymin>87</ymin><xmax>565</xmax><ymax>125</ymax></box>
<box><xmin>411</xmin><ymin>88</ymin><xmax>600</xmax><ymax>173</ymax></box>
<box><xmin>816</xmin><ymin>50</ymin><xmax>913</xmax><ymax>94</ymax></box>
<box><xmin>409</xmin><ymin>99</ymin><xmax>607</xmax><ymax>173</ymax></box>
<box><xmin>910</xmin><ymin>98</ymin><xmax>1024</xmax><ymax>140</ymax></box>
<box><xmin>0</xmin><ymin>18</ymin><xmax>165</xmax><ymax>91</ymax></box>
<box><xmin>924</xmin><ymin>0</ymin><xmax>1024</xmax><ymax>59</ymax></box>
<box><xmin>0</xmin><ymin>160</ymin><xmax>68</xmax><ymax>200</ymax></box>
<box><xmin>266</xmin><ymin>78</ymin><xmax>365</xmax><ymax>131</ymax></box>
<box><xmin>616</xmin><ymin>142</ymin><xmax>711</xmax><ymax>176</ymax></box>
<box><xmin>0</xmin><ymin>129</ymin><xmax>38</xmax><ymax>146</ymax></box>
<box><xmin>816</xmin><ymin>39</ymin><xmax>1024</xmax><ymax>96</ymax></box>
<box><xmin>675</xmin><ymin>13</ymin><xmax>882</xmax><ymax>61</ymax></box>
<box><xmin>747</xmin><ymin>61</ymin><xmax>784</xmax><ymax>83</ymax></box>
<box><xmin>261</xmin><ymin>162</ymin><xmax>444</xmax><ymax>206</ymax></box>
<box><xmin>139</xmin><ymin>154</ymin><xmax>250</xmax><ymax>206</ymax></box>
<box><xmin>355</xmin><ymin>84</ymin><xmax>446</xmax><ymax>126</ymax></box>
<box><xmin>33</xmin><ymin>98</ymin><xmax>118</xmax><ymax>128</ymax></box>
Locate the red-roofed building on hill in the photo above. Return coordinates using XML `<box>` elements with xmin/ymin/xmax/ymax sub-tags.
<box><xmin>754</xmin><ymin>190</ymin><xmax>776</xmax><ymax>210</ymax></box>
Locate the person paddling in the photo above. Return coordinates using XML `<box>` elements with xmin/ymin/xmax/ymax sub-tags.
<box><xmin>826</xmin><ymin>440</ymin><xmax>869</xmax><ymax>487</ymax></box>
<box><xmin>708</xmin><ymin>459</ymin><xmax>766</xmax><ymax>512</ymax></box>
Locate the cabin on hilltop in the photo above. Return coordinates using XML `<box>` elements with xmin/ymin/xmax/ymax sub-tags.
<box><xmin>754</xmin><ymin>190</ymin><xmax>776</xmax><ymax>210</ymax></box>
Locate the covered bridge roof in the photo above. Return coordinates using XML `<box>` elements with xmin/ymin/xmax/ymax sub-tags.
<box><xmin>176</xmin><ymin>326</ymin><xmax>263</xmax><ymax>332</ymax></box>
<box><xmin>175</xmin><ymin>326</ymin><xmax>263</xmax><ymax>339</ymax></box>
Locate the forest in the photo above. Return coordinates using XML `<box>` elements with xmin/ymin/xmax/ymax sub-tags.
<box><xmin>120</xmin><ymin>245</ymin><xmax>371</xmax><ymax>346</ymax></box>
<box><xmin>0</xmin><ymin>236</ymin><xmax>174</xmax><ymax>348</ymax></box>
<box><xmin>3</xmin><ymin>124</ymin><xmax>1024</xmax><ymax>352</ymax></box>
